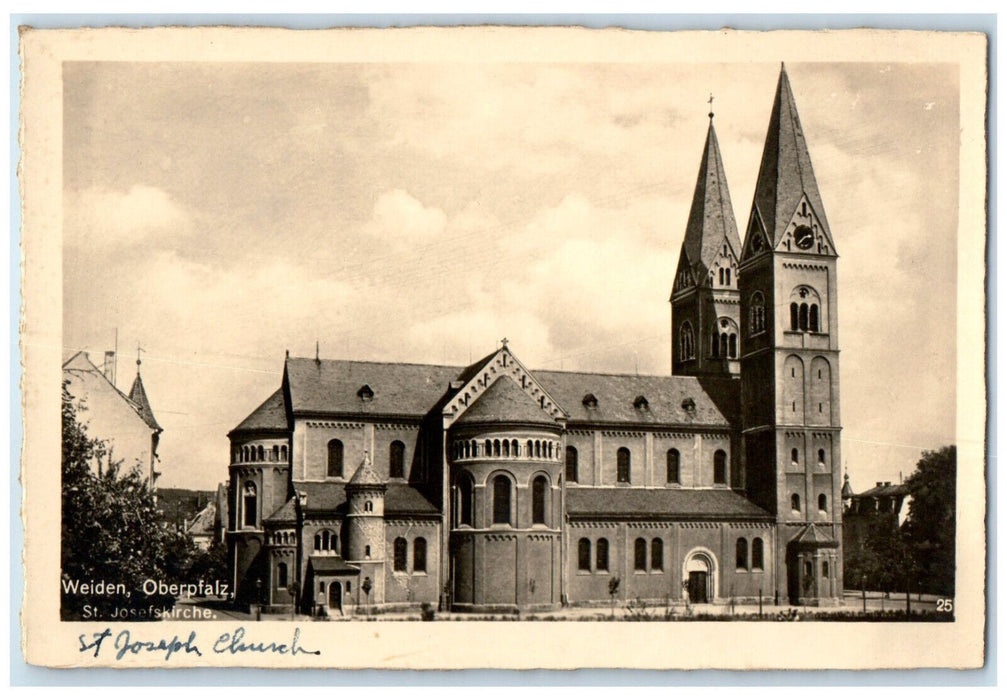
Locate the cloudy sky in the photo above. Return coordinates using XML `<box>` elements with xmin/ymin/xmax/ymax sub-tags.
<box><xmin>62</xmin><ymin>60</ymin><xmax>958</xmax><ymax>491</ymax></box>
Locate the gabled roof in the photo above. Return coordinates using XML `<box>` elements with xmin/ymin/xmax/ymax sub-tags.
<box><xmin>454</xmin><ymin>375</ymin><xmax>558</xmax><ymax>427</ymax></box>
<box><xmin>790</xmin><ymin>523</ymin><xmax>839</xmax><ymax>548</ymax></box>
<box><xmin>385</xmin><ymin>484</ymin><xmax>439</xmax><ymax>516</ymax></box>
<box><xmin>749</xmin><ymin>64</ymin><xmax>832</xmax><ymax>248</ymax></box>
<box><xmin>855</xmin><ymin>482</ymin><xmax>909</xmax><ymax>498</ymax></box>
<box><xmin>264</xmin><ymin>498</ymin><xmax>297</xmax><ymax>523</ymax></box>
<box><xmin>229</xmin><ymin>389</ymin><xmax>289</xmax><ymax>434</ymax></box>
<box><xmin>284</xmin><ymin>357</ymin><xmax>458</xmax><ymax>417</ymax></box>
<box><xmin>680</xmin><ymin>119</ymin><xmax>741</xmax><ymax>275</ymax></box>
<box><xmin>308</xmin><ymin>555</ymin><xmax>359</xmax><ymax>575</ymax></box>
<box><xmin>128</xmin><ymin>373</ymin><xmax>161</xmax><ymax>431</ymax></box>
<box><xmin>185</xmin><ymin>501</ymin><xmax>217</xmax><ymax>535</ymax></box>
<box><xmin>534</xmin><ymin>371</ymin><xmax>737</xmax><ymax>426</ymax></box>
<box><xmin>566</xmin><ymin>488</ymin><xmax>770</xmax><ymax>520</ymax></box>
<box><xmin>62</xmin><ymin>350</ymin><xmax>160</xmax><ymax>433</ymax></box>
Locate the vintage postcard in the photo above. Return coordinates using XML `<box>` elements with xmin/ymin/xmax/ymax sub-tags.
<box><xmin>19</xmin><ymin>25</ymin><xmax>987</xmax><ymax>670</ymax></box>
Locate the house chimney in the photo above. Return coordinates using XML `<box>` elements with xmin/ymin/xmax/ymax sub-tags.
<box><xmin>884</xmin><ymin>481</ymin><xmax>892</xmax><ymax>487</ymax></box>
<box><xmin>876</xmin><ymin>482</ymin><xmax>883</xmax><ymax>487</ymax></box>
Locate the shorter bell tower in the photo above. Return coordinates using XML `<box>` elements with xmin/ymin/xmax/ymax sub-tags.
<box><xmin>346</xmin><ymin>451</ymin><xmax>386</xmax><ymax>605</ymax></box>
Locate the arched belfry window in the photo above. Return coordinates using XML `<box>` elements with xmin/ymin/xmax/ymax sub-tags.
<box><xmin>680</xmin><ymin>322</ymin><xmax>695</xmax><ymax>361</ymax></box>
<box><xmin>242</xmin><ymin>481</ymin><xmax>257</xmax><ymax>528</ymax></box>
<box><xmin>327</xmin><ymin>439</ymin><xmax>344</xmax><ymax>478</ymax></box>
<box><xmin>790</xmin><ymin>286</ymin><xmax>823</xmax><ymax>333</ymax></box>
<box><xmin>617</xmin><ymin>448</ymin><xmax>631</xmax><ymax>483</ymax></box>
<box><xmin>492</xmin><ymin>475</ymin><xmax>512</xmax><ymax>525</ymax></box>
<box><xmin>750</xmin><ymin>292</ymin><xmax>766</xmax><ymax>333</ymax></box>
<box><xmin>389</xmin><ymin>440</ymin><xmax>405</xmax><ymax>479</ymax></box>
<box><xmin>314</xmin><ymin>529</ymin><xmax>337</xmax><ymax>553</ymax></box>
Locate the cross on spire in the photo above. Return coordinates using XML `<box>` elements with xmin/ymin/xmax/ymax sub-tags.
<box><xmin>500</xmin><ymin>337</ymin><xmax>509</xmax><ymax>348</ymax></box>
<box><xmin>708</xmin><ymin>93</ymin><xmax>715</xmax><ymax>120</ymax></box>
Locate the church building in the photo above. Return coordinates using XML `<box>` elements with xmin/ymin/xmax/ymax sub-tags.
<box><xmin>225</xmin><ymin>65</ymin><xmax>844</xmax><ymax>614</ymax></box>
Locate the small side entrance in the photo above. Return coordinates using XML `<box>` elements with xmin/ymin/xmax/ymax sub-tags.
<box><xmin>688</xmin><ymin>571</ymin><xmax>709</xmax><ymax>604</ymax></box>
<box><xmin>328</xmin><ymin>581</ymin><xmax>343</xmax><ymax>614</ymax></box>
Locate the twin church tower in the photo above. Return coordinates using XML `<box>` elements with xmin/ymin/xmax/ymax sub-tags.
<box><xmin>226</xmin><ymin>64</ymin><xmax>843</xmax><ymax>615</ymax></box>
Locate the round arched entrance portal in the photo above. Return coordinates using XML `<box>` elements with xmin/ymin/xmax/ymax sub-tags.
<box><xmin>683</xmin><ymin>549</ymin><xmax>718</xmax><ymax>604</ymax></box>
<box><xmin>328</xmin><ymin>581</ymin><xmax>342</xmax><ymax>613</ymax></box>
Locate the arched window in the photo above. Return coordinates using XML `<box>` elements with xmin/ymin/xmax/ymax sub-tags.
<box><xmin>818</xmin><ymin>494</ymin><xmax>828</xmax><ymax>512</ymax></box>
<box><xmin>718</xmin><ymin>268</ymin><xmax>724</xmax><ymax>285</ymax></box>
<box><xmin>817</xmin><ymin>448</ymin><xmax>826</xmax><ymax>466</ymax></box>
<box><xmin>280</xmin><ymin>444</ymin><xmax>288</xmax><ymax>461</ymax></box>
<box><xmin>578</xmin><ymin>538</ymin><xmax>591</xmax><ymax>571</ymax></box>
<box><xmin>752</xmin><ymin>538</ymin><xmax>764</xmax><ymax>569</ymax></box>
<box><xmin>729</xmin><ymin>334</ymin><xmax>737</xmax><ymax>358</ymax></box>
<box><xmin>822</xmin><ymin>560</ymin><xmax>830</xmax><ymax>578</ymax></box>
<box><xmin>485</xmin><ymin>439</ymin><xmax>492</xmax><ymax>457</ymax></box>
<box><xmin>457</xmin><ymin>472</ymin><xmax>474</xmax><ymax>527</ymax></box>
<box><xmin>799</xmin><ymin>303</ymin><xmax>809</xmax><ymax>331</ymax></box>
<box><xmin>713</xmin><ymin>450</ymin><xmax>727</xmax><ymax>485</ymax></box>
<box><xmin>736</xmin><ymin>538</ymin><xmax>749</xmax><ymax>570</ymax></box>
<box><xmin>634</xmin><ymin>538</ymin><xmax>647</xmax><ymax>571</ymax></box>
<box><xmin>680</xmin><ymin>322</ymin><xmax>695</xmax><ymax>360</ymax></box>
<box><xmin>532</xmin><ymin>476</ymin><xmax>548</xmax><ymax>525</ymax></box>
<box><xmin>413</xmin><ymin>538</ymin><xmax>427</xmax><ymax>573</ymax></box>
<box><xmin>667</xmin><ymin>449</ymin><xmax>680</xmax><ymax>484</ymax></box>
<box><xmin>791</xmin><ymin>286</ymin><xmax>823</xmax><ymax>333</ymax></box>
<box><xmin>277</xmin><ymin>562</ymin><xmax>288</xmax><ymax>588</ymax></box>
<box><xmin>493</xmin><ymin>439</ymin><xmax>501</xmax><ymax>457</ymax></box>
<box><xmin>272</xmin><ymin>445</ymin><xmax>279</xmax><ymax>461</ymax></box>
<box><xmin>257</xmin><ymin>445</ymin><xmax>265</xmax><ymax>461</ymax></box>
<box><xmin>711</xmin><ymin>331</ymin><xmax>720</xmax><ymax>358</ymax></box>
<box><xmin>617</xmin><ymin>447</ymin><xmax>631</xmax><ymax>483</ymax></box>
<box><xmin>651</xmin><ymin>539</ymin><xmax>664</xmax><ymax>571</ymax></box>
<box><xmin>503</xmin><ymin>439</ymin><xmax>510</xmax><ymax>457</ymax></box>
<box><xmin>327</xmin><ymin>439</ymin><xmax>344</xmax><ymax>478</ymax></box>
<box><xmin>726</xmin><ymin>268</ymin><xmax>731</xmax><ymax>285</ymax></box>
<box><xmin>363</xmin><ymin>500</ymin><xmax>373</xmax><ymax>512</ymax></box>
<box><xmin>242</xmin><ymin>482</ymin><xmax>257</xmax><ymax>527</ymax></box>
<box><xmin>790</xmin><ymin>302</ymin><xmax>800</xmax><ymax>331</ymax></box>
<box><xmin>791</xmin><ymin>493</ymin><xmax>801</xmax><ymax>512</ymax></box>
<box><xmin>314</xmin><ymin>529</ymin><xmax>337</xmax><ymax>553</ymax></box>
<box><xmin>389</xmin><ymin>440</ymin><xmax>405</xmax><ymax>479</ymax></box>
<box><xmin>393</xmin><ymin>537</ymin><xmax>408</xmax><ymax>572</ymax></box>
<box><xmin>750</xmin><ymin>292</ymin><xmax>766</xmax><ymax>333</ymax></box>
<box><xmin>596</xmin><ymin>538</ymin><xmax>610</xmax><ymax>571</ymax></box>
<box><xmin>791</xmin><ymin>448</ymin><xmax>800</xmax><ymax>465</ymax></box>
<box><xmin>492</xmin><ymin>475</ymin><xmax>512</xmax><ymax>525</ymax></box>
<box><xmin>511</xmin><ymin>439</ymin><xmax>519</xmax><ymax>456</ymax></box>
<box><xmin>565</xmin><ymin>446</ymin><xmax>578</xmax><ymax>483</ymax></box>
<box><xmin>526</xmin><ymin>440</ymin><xmax>533</xmax><ymax>458</ymax></box>
<box><xmin>810</xmin><ymin>304</ymin><xmax>820</xmax><ymax>332</ymax></box>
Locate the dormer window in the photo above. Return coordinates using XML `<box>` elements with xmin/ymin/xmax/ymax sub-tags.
<box><xmin>357</xmin><ymin>384</ymin><xmax>374</xmax><ymax>401</ymax></box>
<box><xmin>582</xmin><ymin>393</ymin><xmax>598</xmax><ymax>409</ymax></box>
<box><xmin>633</xmin><ymin>395</ymin><xmax>649</xmax><ymax>410</ymax></box>
<box><xmin>681</xmin><ymin>397</ymin><xmax>696</xmax><ymax>412</ymax></box>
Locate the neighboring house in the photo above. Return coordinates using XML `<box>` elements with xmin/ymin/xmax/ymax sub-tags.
<box><xmin>842</xmin><ymin>475</ymin><xmax>910</xmax><ymax>584</ymax></box>
<box><xmin>186</xmin><ymin>500</ymin><xmax>218</xmax><ymax>550</ymax></box>
<box><xmin>62</xmin><ymin>350</ymin><xmax>162</xmax><ymax>490</ymax></box>
<box><xmin>227</xmin><ymin>65</ymin><xmax>845</xmax><ymax>614</ymax></box>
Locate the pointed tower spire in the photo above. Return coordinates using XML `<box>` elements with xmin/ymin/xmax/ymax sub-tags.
<box><xmin>681</xmin><ymin>117</ymin><xmax>742</xmax><ymax>277</ymax></box>
<box><xmin>128</xmin><ymin>357</ymin><xmax>161</xmax><ymax>431</ymax></box>
<box><xmin>747</xmin><ymin>64</ymin><xmax>834</xmax><ymax>250</ymax></box>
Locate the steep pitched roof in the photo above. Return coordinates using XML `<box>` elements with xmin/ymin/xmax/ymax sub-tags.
<box><xmin>681</xmin><ymin>120</ymin><xmax>741</xmax><ymax>274</ymax></box>
<box><xmin>348</xmin><ymin>453</ymin><xmax>384</xmax><ymax>487</ymax></box>
<box><xmin>63</xmin><ymin>350</ymin><xmax>159</xmax><ymax>432</ymax></box>
<box><xmin>791</xmin><ymin>523</ymin><xmax>839</xmax><ymax>548</ymax></box>
<box><xmin>566</xmin><ymin>488</ymin><xmax>770</xmax><ymax>520</ymax></box>
<box><xmin>185</xmin><ymin>501</ymin><xmax>217</xmax><ymax>535</ymax></box>
<box><xmin>128</xmin><ymin>373</ymin><xmax>161</xmax><ymax>431</ymax></box>
<box><xmin>385</xmin><ymin>484</ymin><xmax>439</xmax><ymax>516</ymax></box>
<box><xmin>454</xmin><ymin>375</ymin><xmax>558</xmax><ymax>427</ymax></box>
<box><xmin>308</xmin><ymin>555</ymin><xmax>359</xmax><ymax>575</ymax></box>
<box><xmin>284</xmin><ymin>357</ymin><xmax>458</xmax><ymax>417</ymax></box>
<box><xmin>264</xmin><ymin>498</ymin><xmax>297</xmax><ymax>523</ymax></box>
<box><xmin>292</xmin><ymin>480</ymin><xmax>439</xmax><ymax>516</ymax></box>
<box><xmin>749</xmin><ymin>64</ymin><xmax>832</xmax><ymax>247</ymax></box>
<box><xmin>229</xmin><ymin>389</ymin><xmax>289</xmax><ymax>434</ymax></box>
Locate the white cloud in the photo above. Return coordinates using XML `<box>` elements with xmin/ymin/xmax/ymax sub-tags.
<box><xmin>366</xmin><ymin>189</ymin><xmax>448</xmax><ymax>245</ymax></box>
<box><xmin>64</xmin><ymin>184</ymin><xmax>195</xmax><ymax>248</ymax></box>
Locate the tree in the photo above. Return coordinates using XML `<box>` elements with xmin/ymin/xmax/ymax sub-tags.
<box><xmin>903</xmin><ymin>445</ymin><xmax>956</xmax><ymax>596</ymax></box>
<box><xmin>607</xmin><ymin>576</ymin><xmax>620</xmax><ymax>618</ymax></box>
<box><xmin>61</xmin><ymin>383</ymin><xmax>199</xmax><ymax>620</ymax></box>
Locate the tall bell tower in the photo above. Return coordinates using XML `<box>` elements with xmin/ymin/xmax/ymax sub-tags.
<box><xmin>739</xmin><ymin>65</ymin><xmax>843</xmax><ymax>605</ymax></box>
<box><xmin>671</xmin><ymin>108</ymin><xmax>743</xmax><ymax>378</ymax></box>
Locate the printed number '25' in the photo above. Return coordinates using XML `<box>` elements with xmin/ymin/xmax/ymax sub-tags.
<box><xmin>936</xmin><ymin>598</ymin><xmax>953</xmax><ymax>612</ymax></box>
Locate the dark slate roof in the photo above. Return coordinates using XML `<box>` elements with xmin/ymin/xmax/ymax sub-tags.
<box><xmin>348</xmin><ymin>454</ymin><xmax>384</xmax><ymax>486</ymax></box>
<box><xmin>750</xmin><ymin>65</ymin><xmax>832</xmax><ymax>247</ymax></box>
<box><xmin>566</xmin><ymin>488</ymin><xmax>770</xmax><ymax>519</ymax></box>
<box><xmin>285</xmin><ymin>357</ymin><xmax>458</xmax><ymax>416</ymax></box>
<box><xmin>308</xmin><ymin>555</ymin><xmax>360</xmax><ymax>575</ymax></box>
<box><xmin>841</xmin><ymin>474</ymin><xmax>855</xmax><ymax>499</ymax></box>
<box><xmin>385</xmin><ymin>484</ymin><xmax>439</xmax><ymax>516</ymax></box>
<box><xmin>791</xmin><ymin>524</ymin><xmax>839</xmax><ymax>547</ymax></box>
<box><xmin>293</xmin><ymin>481</ymin><xmax>440</xmax><ymax>516</ymax></box>
<box><xmin>535</xmin><ymin>371</ymin><xmax>738</xmax><ymax>427</ymax></box>
<box><xmin>230</xmin><ymin>388</ymin><xmax>288</xmax><ymax>434</ymax></box>
<box><xmin>681</xmin><ymin>120</ymin><xmax>742</xmax><ymax>274</ymax></box>
<box><xmin>455</xmin><ymin>375</ymin><xmax>558</xmax><ymax>426</ymax></box>
<box><xmin>855</xmin><ymin>482</ymin><xmax>909</xmax><ymax>498</ymax></box>
<box><xmin>128</xmin><ymin>372</ymin><xmax>162</xmax><ymax>431</ymax></box>
<box><xmin>264</xmin><ymin>498</ymin><xmax>297</xmax><ymax>523</ymax></box>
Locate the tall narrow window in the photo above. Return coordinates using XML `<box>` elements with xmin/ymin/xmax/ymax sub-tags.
<box><xmin>751</xmin><ymin>292</ymin><xmax>766</xmax><ymax>333</ymax></box>
<box><xmin>617</xmin><ymin>448</ymin><xmax>631</xmax><ymax>483</ymax></box>
<box><xmin>818</xmin><ymin>448</ymin><xmax>826</xmax><ymax>465</ymax></box>
<box><xmin>667</xmin><ymin>448</ymin><xmax>680</xmax><ymax>484</ymax></box>
<box><xmin>680</xmin><ymin>322</ymin><xmax>695</xmax><ymax>360</ymax></box>
<box><xmin>393</xmin><ymin>537</ymin><xmax>407</xmax><ymax>572</ymax></box>
<box><xmin>596</xmin><ymin>538</ymin><xmax>610</xmax><ymax>571</ymax></box>
<box><xmin>651</xmin><ymin>539</ymin><xmax>664</xmax><ymax>571</ymax></box>
<box><xmin>818</xmin><ymin>494</ymin><xmax>828</xmax><ymax>512</ymax></box>
<box><xmin>729</xmin><ymin>334</ymin><xmax>737</xmax><ymax>358</ymax></box>
<box><xmin>634</xmin><ymin>538</ymin><xmax>647</xmax><ymax>571</ymax></box>
<box><xmin>714</xmin><ymin>450</ymin><xmax>727</xmax><ymax>484</ymax></box>
<box><xmin>791</xmin><ymin>493</ymin><xmax>801</xmax><ymax>512</ymax></box>
<box><xmin>389</xmin><ymin>440</ymin><xmax>405</xmax><ymax>479</ymax></box>
<box><xmin>711</xmin><ymin>331</ymin><xmax>720</xmax><ymax>358</ymax></box>
<box><xmin>799</xmin><ymin>303</ymin><xmax>809</xmax><ymax>330</ymax></box>
<box><xmin>280</xmin><ymin>444</ymin><xmax>288</xmax><ymax>461</ymax></box>
<box><xmin>257</xmin><ymin>445</ymin><xmax>264</xmax><ymax>461</ymax></box>
<box><xmin>492</xmin><ymin>475</ymin><xmax>511</xmax><ymax>525</ymax></box>
<box><xmin>242</xmin><ymin>482</ymin><xmax>257</xmax><ymax>527</ymax></box>
<box><xmin>752</xmin><ymin>538</ymin><xmax>764</xmax><ymax>569</ymax></box>
<box><xmin>791</xmin><ymin>448</ymin><xmax>800</xmax><ymax>465</ymax></box>
<box><xmin>457</xmin><ymin>473</ymin><xmax>474</xmax><ymax>527</ymax></box>
<box><xmin>565</xmin><ymin>446</ymin><xmax>578</xmax><ymax>483</ymax></box>
<box><xmin>327</xmin><ymin>439</ymin><xmax>344</xmax><ymax>478</ymax></box>
<box><xmin>790</xmin><ymin>303</ymin><xmax>799</xmax><ymax>331</ymax></box>
<box><xmin>736</xmin><ymin>538</ymin><xmax>749</xmax><ymax>570</ymax></box>
<box><xmin>272</xmin><ymin>445</ymin><xmax>279</xmax><ymax>461</ymax></box>
<box><xmin>718</xmin><ymin>268</ymin><xmax>724</xmax><ymax>285</ymax></box>
<box><xmin>822</xmin><ymin>560</ymin><xmax>830</xmax><ymax>578</ymax></box>
<box><xmin>277</xmin><ymin>562</ymin><xmax>288</xmax><ymax>588</ymax></box>
<box><xmin>725</xmin><ymin>268</ymin><xmax>731</xmax><ymax>285</ymax></box>
<box><xmin>578</xmin><ymin>538</ymin><xmax>591</xmax><ymax>571</ymax></box>
<box><xmin>532</xmin><ymin>476</ymin><xmax>548</xmax><ymax>525</ymax></box>
<box><xmin>809</xmin><ymin>304</ymin><xmax>820</xmax><ymax>332</ymax></box>
<box><xmin>413</xmin><ymin>538</ymin><xmax>427</xmax><ymax>573</ymax></box>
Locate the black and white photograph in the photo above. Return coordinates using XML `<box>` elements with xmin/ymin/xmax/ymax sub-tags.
<box><xmin>19</xmin><ymin>25</ymin><xmax>987</xmax><ymax>670</ymax></box>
